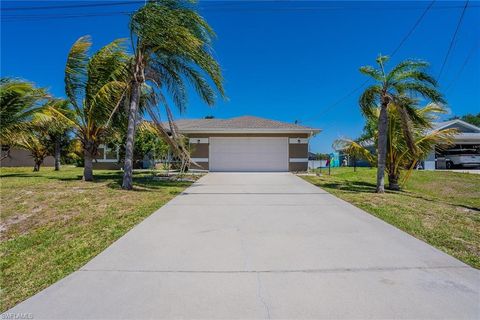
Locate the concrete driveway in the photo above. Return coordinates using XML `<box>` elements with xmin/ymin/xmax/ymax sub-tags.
<box><xmin>6</xmin><ymin>173</ymin><xmax>479</xmax><ymax>319</ymax></box>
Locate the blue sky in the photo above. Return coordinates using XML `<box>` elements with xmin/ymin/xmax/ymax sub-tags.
<box><xmin>2</xmin><ymin>1</ymin><xmax>479</xmax><ymax>153</ymax></box>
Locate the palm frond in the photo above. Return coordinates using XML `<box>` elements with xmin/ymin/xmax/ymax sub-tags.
<box><xmin>359</xmin><ymin>66</ymin><xmax>383</xmax><ymax>82</ymax></box>
<box><xmin>387</xmin><ymin>59</ymin><xmax>429</xmax><ymax>80</ymax></box>
<box><xmin>391</xmin><ymin>70</ymin><xmax>437</xmax><ymax>86</ymax></box>
<box><xmin>65</xmin><ymin>36</ymin><xmax>91</xmax><ymax>113</ymax></box>
<box><xmin>359</xmin><ymin>85</ymin><xmax>382</xmax><ymax>118</ymax></box>
<box><xmin>394</xmin><ymin>82</ymin><xmax>445</xmax><ymax>104</ymax></box>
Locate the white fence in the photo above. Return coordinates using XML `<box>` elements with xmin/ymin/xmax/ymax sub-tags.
<box><xmin>308</xmin><ymin>160</ymin><xmax>328</xmax><ymax>169</ymax></box>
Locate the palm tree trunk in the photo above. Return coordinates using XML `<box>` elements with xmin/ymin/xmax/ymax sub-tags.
<box><xmin>388</xmin><ymin>172</ymin><xmax>400</xmax><ymax>191</ymax></box>
<box><xmin>54</xmin><ymin>138</ymin><xmax>61</xmax><ymax>171</ymax></box>
<box><xmin>122</xmin><ymin>81</ymin><xmax>141</xmax><ymax>190</ymax></box>
<box><xmin>376</xmin><ymin>102</ymin><xmax>389</xmax><ymax>193</ymax></box>
<box><xmin>33</xmin><ymin>159</ymin><xmax>42</xmax><ymax>172</ymax></box>
<box><xmin>83</xmin><ymin>143</ymin><xmax>94</xmax><ymax>181</ymax></box>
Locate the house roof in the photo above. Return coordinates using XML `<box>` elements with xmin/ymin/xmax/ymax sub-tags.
<box><xmin>432</xmin><ymin>119</ymin><xmax>480</xmax><ymax>132</ymax></box>
<box><xmin>167</xmin><ymin>116</ymin><xmax>321</xmax><ymax>134</ymax></box>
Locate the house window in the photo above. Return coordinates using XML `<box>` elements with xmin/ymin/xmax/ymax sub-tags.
<box><xmin>105</xmin><ymin>148</ymin><xmax>118</xmax><ymax>160</ymax></box>
<box><xmin>97</xmin><ymin>144</ymin><xmax>119</xmax><ymax>162</ymax></box>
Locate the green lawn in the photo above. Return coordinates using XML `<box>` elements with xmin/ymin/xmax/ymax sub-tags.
<box><xmin>0</xmin><ymin>166</ymin><xmax>193</xmax><ymax>312</ymax></box>
<box><xmin>302</xmin><ymin>167</ymin><xmax>480</xmax><ymax>269</ymax></box>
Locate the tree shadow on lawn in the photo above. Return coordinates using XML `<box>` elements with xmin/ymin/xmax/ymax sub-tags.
<box><xmin>399</xmin><ymin>190</ymin><xmax>480</xmax><ymax>212</ymax></box>
<box><xmin>105</xmin><ymin>177</ymin><xmax>192</xmax><ymax>192</ymax></box>
<box><xmin>316</xmin><ymin>180</ymin><xmax>378</xmax><ymax>194</ymax></box>
<box><xmin>1</xmin><ymin>170</ymin><xmax>190</xmax><ymax>192</ymax></box>
<box><xmin>318</xmin><ymin>178</ymin><xmax>480</xmax><ymax>212</ymax></box>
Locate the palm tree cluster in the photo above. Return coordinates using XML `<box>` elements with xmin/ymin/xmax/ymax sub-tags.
<box><xmin>1</xmin><ymin>0</ymin><xmax>224</xmax><ymax>184</ymax></box>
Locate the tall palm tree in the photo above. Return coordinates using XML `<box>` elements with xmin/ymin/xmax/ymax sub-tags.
<box><xmin>0</xmin><ymin>78</ymin><xmax>48</xmax><ymax>160</ymax></box>
<box><xmin>122</xmin><ymin>0</ymin><xmax>225</xmax><ymax>190</ymax></box>
<box><xmin>359</xmin><ymin>56</ymin><xmax>444</xmax><ymax>193</ymax></box>
<box><xmin>335</xmin><ymin>102</ymin><xmax>455</xmax><ymax>190</ymax></box>
<box><xmin>56</xmin><ymin>36</ymin><xmax>129</xmax><ymax>181</ymax></box>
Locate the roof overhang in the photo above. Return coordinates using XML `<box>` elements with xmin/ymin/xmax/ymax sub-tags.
<box><xmin>434</xmin><ymin>119</ymin><xmax>480</xmax><ymax>132</ymax></box>
<box><xmin>452</xmin><ymin>132</ymin><xmax>480</xmax><ymax>143</ymax></box>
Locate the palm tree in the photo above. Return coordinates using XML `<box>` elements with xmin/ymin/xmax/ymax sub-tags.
<box><xmin>335</xmin><ymin>102</ymin><xmax>455</xmax><ymax>190</ymax></box>
<box><xmin>0</xmin><ymin>78</ymin><xmax>48</xmax><ymax>160</ymax></box>
<box><xmin>40</xmin><ymin>99</ymin><xmax>73</xmax><ymax>171</ymax></box>
<box><xmin>13</xmin><ymin>114</ymin><xmax>53</xmax><ymax>171</ymax></box>
<box><xmin>121</xmin><ymin>0</ymin><xmax>225</xmax><ymax>190</ymax></box>
<box><xmin>56</xmin><ymin>36</ymin><xmax>129</xmax><ymax>181</ymax></box>
<box><xmin>359</xmin><ymin>56</ymin><xmax>445</xmax><ymax>193</ymax></box>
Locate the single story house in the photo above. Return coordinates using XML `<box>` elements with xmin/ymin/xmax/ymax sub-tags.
<box><xmin>1</xmin><ymin>116</ymin><xmax>320</xmax><ymax>172</ymax></box>
<box><xmin>177</xmin><ymin>116</ymin><xmax>320</xmax><ymax>172</ymax></box>
<box><xmin>425</xmin><ymin>119</ymin><xmax>480</xmax><ymax>170</ymax></box>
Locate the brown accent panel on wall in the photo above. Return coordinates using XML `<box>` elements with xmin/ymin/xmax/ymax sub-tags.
<box><xmin>289</xmin><ymin>143</ymin><xmax>308</xmax><ymax>158</ymax></box>
<box><xmin>189</xmin><ymin>143</ymin><xmax>209</xmax><ymax>158</ymax></box>
<box><xmin>289</xmin><ymin>162</ymin><xmax>308</xmax><ymax>172</ymax></box>
<box><xmin>190</xmin><ymin>162</ymin><xmax>209</xmax><ymax>170</ymax></box>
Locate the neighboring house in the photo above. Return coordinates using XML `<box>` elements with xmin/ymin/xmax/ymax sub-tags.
<box><xmin>92</xmin><ymin>144</ymin><xmax>121</xmax><ymax>170</ymax></box>
<box><xmin>0</xmin><ymin>147</ymin><xmax>55</xmax><ymax>167</ymax></box>
<box><xmin>307</xmin><ymin>152</ymin><xmax>327</xmax><ymax>169</ymax></box>
<box><xmin>0</xmin><ymin>144</ymin><xmax>120</xmax><ymax>169</ymax></box>
<box><xmin>425</xmin><ymin>119</ymin><xmax>480</xmax><ymax>170</ymax></box>
<box><xmin>176</xmin><ymin>116</ymin><xmax>320</xmax><ymax>172</ymax></box>
<box><xmin>336</xmin><ymin>119</ymin><xmax>480</xmax><ymax>170</ymax></box>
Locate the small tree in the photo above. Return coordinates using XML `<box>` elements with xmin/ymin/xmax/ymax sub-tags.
<box><xmin>0</xmin><ymin>78</ymin><xmax>48</xmax><ymax>160</ymax></box>
<box><xmin>335</xmin><ymin>102</ymin><xmax>455</xmax><ymax>190</ymax></box>
<box><xmin>42</xmin><ymin>99</ymin><xmax>72</xmax><ymax>171</ymax></box>
<box><xmin>56</xmin><ymin>36</ymin><xmax>129</xmax><ymax>180</ymax></box>
<box><xmin>13</xmin><ymin>115</ymin><xmax>52</xmax><ymax>171</ymax></box>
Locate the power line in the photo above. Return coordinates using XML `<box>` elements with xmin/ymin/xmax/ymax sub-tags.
<box><xmin>2</xmin><ymin>1</ymin><xmax>477</xmax><ymax>12</ymax></box>
<box><xmin>445</xmin><ymin>41</ymin><xmax>479</xmax><ymax>92</ymax></box>
<box><xmin>2</xmin><ymin>12</ymin><xmax>132</xmax><ymax>22</ymax></box>
<box><xmin>1</xmin><ymin>1</ymin><xmax>144</xmax><ymax>11</ymax></box>
<box><xmin>2</xmin><ymin>3</ymin><xmax>477</xmax><ymax>22</ymax></box>
<box><xmin>300</xmin><ymin>0</ymin><xmax>436</xmax><ymax>124</ymax></box>
<box><xmin>2</xmin><ymin>2</ymin><xmax>478</xmax><ymax>18</ymax></box>
<box><xmin>390</xmin><ymin>0</ymin><xmax>436</xmax><ymax>57</ymax></box>
<box><xmin>438</xmin><ymin>0</ymin><xmax>469</xmax><ymax>80</ymax></box>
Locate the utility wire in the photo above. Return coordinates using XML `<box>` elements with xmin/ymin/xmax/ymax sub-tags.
<box><xmin>1</xmin><ymin>1</ymin><xmax>144</xmax><ymax>11</ymax></box>
<box><xmin>438</xmin><ymin>0</ymin><xmax>469</xmax><ymax>80</ymax></box>
<box><xmin>2</xmin><ymin>3</ymin><xmax>477</xmax><ymax>22</ymax></box>
<box><xmin>2</xmin><ymin>1</ymin><xmax>476</xmax><ymax>12</ymax></box>
<box><xmin>390</xmin><ymin>0</ymin><xmax>436</xmax><ymax>57</ymax></box>
<box><xmin>2</xmin><ymin>1</ymin><xmax>478</xmax><ymax>17</ymax></box>
<box><xmin>445</xmin><ymin>41</ymin><xmax>479</xmax><ymax>92</ymax></box>
<box><xmin>299</xmin><ymin>0</ymin><xmax>436</xmax><ymax>124</ymax></box>
<box><xmin>2</xmin><ymin>12</ymin><xmax>132</xmax><ymax>22</ymax></box>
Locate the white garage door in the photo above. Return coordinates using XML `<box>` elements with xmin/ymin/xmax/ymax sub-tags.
<box><xmin>210</xmin><ymin>137</ymin><xmax>288</xmax><ymax>172</ymax></box>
